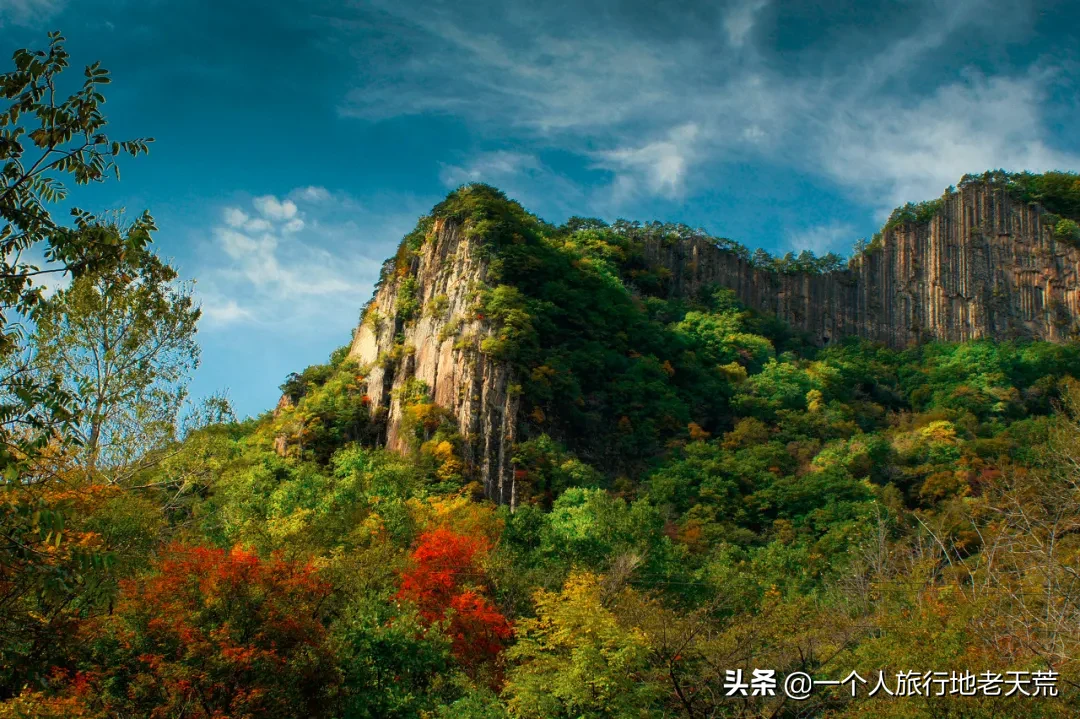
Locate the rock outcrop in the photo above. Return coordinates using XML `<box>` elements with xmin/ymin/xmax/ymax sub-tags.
<box><xmin>349</xmin><ymin>183</ymin><xmax>1080</xmax><ymax>504</ymax></box>
<box><xmin>349</xmin><ymin>219</ymin><xmax>521</xmax><ymax>505</ymax></box>
<box><xmin>641</xmin><ymin>183</ymin><xmax>1080</xmax><ymax>347</ymax></box>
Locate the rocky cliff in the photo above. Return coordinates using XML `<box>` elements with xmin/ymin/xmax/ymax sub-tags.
<box><xmin>349</xmin><ymin>218</ymin><xmax>521</xmax><ymax>505</ymax></box>
<box><xmin>641</xmin><ymin>183</ymin><xmax>1080</xmax><ymax>347</ymax></box>
<box><xmin>348</xmin><ymin>182</ymin><xmax>1080</xmax><ymax>505</ymax></box>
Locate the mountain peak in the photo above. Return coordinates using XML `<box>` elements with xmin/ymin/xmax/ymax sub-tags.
<box><xmin>336</xmin><ymin>172</ymin><xmax>1080</xmax><ymax>505</ymax></box>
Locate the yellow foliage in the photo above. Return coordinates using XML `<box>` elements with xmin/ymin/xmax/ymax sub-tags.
<box><xmin>420</xmin><ymin>438</ymin><xmax>465</xmax><ymax>480</ymax></box>
<box><xmin>722</xmin><ymin>417</ymin><xmax>770</xmax><ymax>450</ymax></box>
<box><xmin>408</xmin><ymin>494</ymin><xmax>503</xmax><ymax>544</ymax></box>
<box><xmin>408</xmin><ymin>403</ymin><xmax>446</xmax><ymax>433</ymax></box>
<box><xmin>530</xmin><ymin>365</ymin><xmax>557</xmax><ymax>384</ymax></box>
<box><xmin>717</xmin><ymin>361</ymin><xmax>748</xmax><ymax>383</ymax></box>
<box><xmin>504</xmin><ymin>571</ymin><xmax>655</xmax><ymax>719</ymax></box>
<box><xmin>918</xmin><ymin>419</ymin><xmax>958</xmax><ymax>443</ymax></box>
<box><xmin>429</xmin><ymin>440</ymin><xmax>456</xmax><ymax>463</ymax></box>
<box><xmin>266</xmin><ymin>507</ymin><xmax>315</xmax><ymax>544</ymax></box>
<box><xmin>0</xmin><ymin>691</ymin><xmax>96</xmax><ymax>718</ymax></box>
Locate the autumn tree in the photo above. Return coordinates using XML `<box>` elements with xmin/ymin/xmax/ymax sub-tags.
<box><xmin>0</xmin><ymin>33</ymin><xmax>154</xmax><ymax>699</ymax></box>
<box><xmin>0</xmin><ymin>242</ymin><xmax>198</xmax><ymax>699</ymax></box>
<box><xmin>0</xmin><ymin>444</ymin><xmax>116</xmax><ymax>699</ymax></box>
<box><xmin>54</xmin><ymin>544</ymin><xmax>341</xmax><ymax>718</ymax></box>
<box><xmin>397</xmin><ymin>528</ymin><xmax>513</xmax><ymax>672</ymax></box>
<box><xmin>503</xmin><ymin>572</ymin><xmax>660</xmax><ymax>719</ymax></box>
<box><xmin>951</xmin><ymin>377</ymin><xmax>1080</xmax><ymax>696</ymax></box>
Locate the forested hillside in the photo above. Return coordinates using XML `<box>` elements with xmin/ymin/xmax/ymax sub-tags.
<box><xmin>4</xmin><ymin>35</ymin><xmax>1080</xmax><ymax>719</ymax></box>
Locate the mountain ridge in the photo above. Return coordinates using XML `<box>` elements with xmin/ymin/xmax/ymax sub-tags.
<box><xmin>332</xmin><ymin>173</ymin><xmax>1080</xmax><ymax>505</ymax></box>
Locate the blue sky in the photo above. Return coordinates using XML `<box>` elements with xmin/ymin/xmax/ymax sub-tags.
<box><xmin>2</xmin><ymin>0</ymin><xmax>1078</xmax><ymax>417</ymax></box>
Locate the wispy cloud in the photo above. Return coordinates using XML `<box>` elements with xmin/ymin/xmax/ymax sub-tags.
<box><xmin>201</xmin><ymin>297</ymin><xmax>252</xmax><ymax>325</ymax></box>
<box><xmin>786</xmin><ymin>221</ymin><xmax>856</xmax><ymax>257</ymax></box>
<box><xmin>822</xmin><ymin>70</ymin><xmax>1077</xmax><ymax>217</ymax></box>
<box><xmin>334</xmin><ymin>0</ymin><xmax>1077</xmax><ymax>214</ymax></box>
<box><xmin>723</xmin><ymin>0</ymin><xmax>769</xmax><ymax>48</ymax></box>
<box><xmin>439</xmin><ymin>151</ymin><xmax>540</xmax><ymax>187</ymax></box>
<box><xmin>0</xmin><ymin>0</ymin><xmax>64</xmax><ymax>27</ymax></box>
<box><xmin>295</xmin><ymin>186</ymin><xmax>332</xmax><ymax>203</ymax></box>
<box><xmin>196</xmin><ymin>187</ymin><xmax>430</xmax><ymax>331</ymax></box>
<box><xmin>438</xmin><ymin>151</ymin><xmax>585</xmax><ymax>219</ymax></box>
<box><xmin>595</xmin><ymin>123</ymin><xmax>701</xmax><ymax>202</ymax></box>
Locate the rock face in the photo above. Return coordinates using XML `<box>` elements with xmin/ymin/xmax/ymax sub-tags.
<box><xmin>349</xmin><ymin>219</ymin><xmax>521</xmax><ymax>506</ymax></box>
<box><xmin>349</xmin><ymin>184</ymin><xmax>1080</xmax><ymax>505</ymax></box>
<box><xmin>644</xmin><ymin>184</ymin><xmax>1080</xmax><ymax>347</ymax></box>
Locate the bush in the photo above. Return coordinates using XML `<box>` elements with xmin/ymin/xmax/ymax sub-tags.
<box><xmin>1054</xmin><ymin>218</ymin><xmax>1080</xmax><ymax>246</ymax></box>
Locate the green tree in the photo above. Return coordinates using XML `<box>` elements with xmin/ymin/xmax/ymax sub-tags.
<box><xmin>32</xmin><ymin>241</ymin><xmax>200</xmax><ymax>479</ymax></box>
<box><xmin>1055</xmin><ymin>218</ymin><xmax>1080</xmax><ymax>246</ymax></box>
<box><xmin>0</xmin><ymin>33</ymin><xmax>154</xmax><ymax>701</ymax></box>
<box><xmin>0</xmin><ymin>33</ymin><xmax>153</xmax><ymax>468</ymax></box>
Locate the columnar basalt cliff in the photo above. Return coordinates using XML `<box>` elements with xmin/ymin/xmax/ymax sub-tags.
<box><xmin>349</xmin><ymin>182</ymin><xmax>1080</xmax><ymax>504</ymax></box>
<box><xmin>349</xmin><ymin>218</ymin><xmax>521</xmax><ymax>505</ymax></box>
<box><xmin>649</xmin><ymin>183</ymin><xmax>1080</xmax><ymax>347</ymax></box>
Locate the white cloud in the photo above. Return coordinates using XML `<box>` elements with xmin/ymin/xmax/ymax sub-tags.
<box><xmin>211</xmin><ymin>223</ymin><xmax>353</xmax><ymax>300</ymax></box>
<box><xmin>787</xmin><ymin>221</ymin><xmax>856</xmax><ymax>256</ymax></box>
<box><xmin>336</xmin><ymin>0</ymin><xmax>1074</xmax><ymax>213</ymax></box>
<box><xmin>197</xmin><ymin>188</ymin><xmax>432</xmax><ymax>331</ymax></box>
<box><xmin>201</xmin><ymin>297</ymin><xmax>253</xmax><ymax>326</ymax></box>
<box><xmin>822</xmin><ymin>71</ymin><xmax>1079</xmax><ymax>218</ymax></box>
<box><xmin>252</xmin><ymin>195</ymin><xmax>298</xmax><ymax>221</ymax></box>
<box><xmin>596</xmin><ymin>123</ymin><xmax>701</xmax><ymax>200</ymax></box>
<box><xmin>439</xmin><ymin>151</ymin><xmax>538</xmax><ymax>187</ymax></box>
<box><xmin>0</xmin><ymin>0</ymin><xmax>63</xmax><ymax>26</ymax></box>
<box><xmin>438</xmin><ymin>151</ymin><xmax>586</xmax><ymax>217</ymax></box>
<box><xmin>223</xmin><ymin>207</ymin><xmax>249</xmax><ymax>228</ymax></box>
<box><xmin>223</xmin><ymin>207</ymin><xmax>274</xmax><ymax>233</ymax></box>
<box><xmin>294</xmin><ymin>186</ymin><xmax>332</xmax><ymax>202</ymax></box>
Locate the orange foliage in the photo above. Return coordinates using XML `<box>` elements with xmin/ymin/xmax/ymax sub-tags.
<box><xmin>0</xmin><ymin>687</ymin><xmax>98</xmax><ymax>718</ymax></box>
<box><xmin>53</xmin><ymin>543</ymin><xmax>340</xmax><ymax>719</ymax></box>
<box><xmin>687</xmin><ymin>422</ymin><xmax>711</xmax><ymax>441</ymax></box>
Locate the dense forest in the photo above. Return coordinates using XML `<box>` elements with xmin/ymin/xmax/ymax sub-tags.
<box><xmin>5</xmin><ymin>35</ymin><xmax>1080</xmax><ymax>719</ymax></box>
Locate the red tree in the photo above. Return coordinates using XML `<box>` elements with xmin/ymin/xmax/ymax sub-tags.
<box><xmin>396</xmin><ymin>528</ymin><xmax>512</xmax><ymax>668</ymax></box>
<box><xmin>59</xmin><ymin>544</ymin><xmax>341</xmax><ymax>718</ymax></box>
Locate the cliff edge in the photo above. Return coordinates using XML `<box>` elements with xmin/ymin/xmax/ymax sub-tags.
<box><xmin>348</xmin><ymin>179</ymin><xmax>1080</xmax><ymax>504</ymax></box>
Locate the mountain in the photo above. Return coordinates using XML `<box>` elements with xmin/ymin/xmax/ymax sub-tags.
<box><xmin>333</xmin><ymin>171</ymin><xmax>1080</xmax><ymax>505</ymax></box>
<box><xmin>21</xmin><ymin>168</ymin><xmax>1080</xmax><ymax>716</ymax></box>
